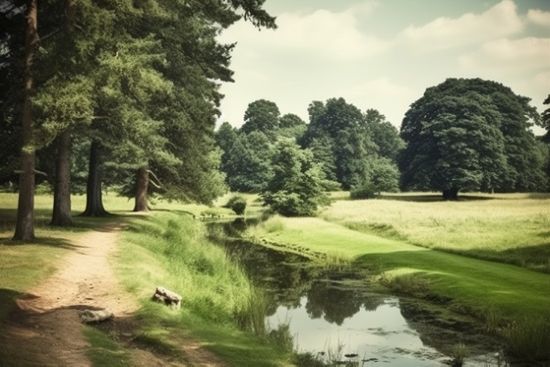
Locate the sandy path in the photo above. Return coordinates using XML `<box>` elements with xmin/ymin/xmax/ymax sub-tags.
<box><xmin>1</xmin><ymin>221</ymin><xmax>226</xmax><ymax>367</ymax></box>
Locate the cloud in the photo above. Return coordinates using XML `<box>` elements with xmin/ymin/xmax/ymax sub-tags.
<box><xmin>527</xmin><ymin>9</ymin><xmax>550</xmax><ymax>27</ymax></box>
<box><xmin>340</xmin><ymin>78</ymin><xmax>417</xmax><ymax>126</ymax></box>
<box><xmin>459</xmin><ymin>37</ymin><xmax>550</xmax><ymax>73</ymax></box>
<box><xmin>220</xmin><ymin>3</ymin><xmax>388</xmax><ymax>62</ymax></box>
<box><xmin>399</xmin><ymin>0</ymin><xmax>523</xmax><ymax>51</ymax></box>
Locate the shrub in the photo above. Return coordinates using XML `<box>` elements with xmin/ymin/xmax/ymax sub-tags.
<box><xmin>225</xmin><ymin>195</ymin><xmax>247</xmax><ymax>215</ymax></box>
<box><xmin>350</xmin><ymin>180</ymin><xmax>376</xmax><ymax>199</ymax></box>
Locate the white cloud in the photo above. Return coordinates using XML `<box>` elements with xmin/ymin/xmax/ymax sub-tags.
<box><xmin>400</xmin><ymin>0</ymin><xmax>523</xmax><ymax>51</ymax></box>
<box><xmin>220</xmin><ymin>3</ymin><xmax>388</xmax><ymax>62</ymax></box>
<box><xmin>459</xmin><ymin>37</ymin><xmax>550</xmax><ymax>73</ymax></box>
<box><xmin>527</xmin><ymin>9</ymin><xmax>550</xmax><ymax>27</ymax></box>
<box><xmin>340</xmin><ymin>78</ymin><xmax>417</xmax><ymax>126</ymax></box>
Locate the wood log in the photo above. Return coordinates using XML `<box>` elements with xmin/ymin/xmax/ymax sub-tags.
<box><xmin>79</xmin><ymin>309</ymin><xmax>114</xmax><ymax>323</ymax></box>
<box><xmin>152</xmin><ymin>287</ymin><xmax>182</xmax><ymax>309</ymax></box>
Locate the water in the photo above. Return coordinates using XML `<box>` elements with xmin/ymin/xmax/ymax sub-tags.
<box><xmin>207</xmin><ymin>220</ymin><xmax>505</xmax><ymax>366</ymax></box>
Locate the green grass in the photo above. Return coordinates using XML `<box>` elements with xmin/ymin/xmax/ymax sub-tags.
<box><xmin>321</xmin><ymin>192</ymin><xmax>550</xmax><ymax>272</ymax></box>
<box><xmin>116</xmin><ymin>212</ymin><xmax>292</xmax><ymax>366</ymax></box>
<box><xmin>83</xmin><ymin>326</ymin><xmax>131</xmax><ymax>367</ymax></box>
<box><xmin>252</xmin><ymin>215</ymin><xmax>550</xmax><ymax>360</ymax></box>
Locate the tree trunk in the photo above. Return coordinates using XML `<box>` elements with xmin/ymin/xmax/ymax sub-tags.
<box><xmin>13</xmin><ymin>0</ymin><xmax>38</xmax><ymax>241</ymax></box>
<box><xmin>51</xmin><ymin>131</ymin><xmax>72</xmax><ymax>226</ymax></box>
<box><xmin>82</xmin><ymin>140</ymin><xmax>108</xmax><ymax>217</ymax></box>
<box><xmin>442</xmin><ymin>188</ymin><xmax>459</xmax><ymax>200</ymax></box>
<box><xmin>133</xmin><ymin>166</ymin><xmax>149</xmax><ymax>212</ymax></box>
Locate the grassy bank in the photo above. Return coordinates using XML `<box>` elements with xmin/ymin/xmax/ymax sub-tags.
<box><xmin>321</xmin><ymin>193</ymin><xmax>550</xmax><ymax>272</ymax></box>
<box><xmin>251</xmin><ymin>215</ymin><xmax>550</xmax><ymax>361</ymax></box>
<box><xmin>116</xmin><ymin>212</ymin><xmax>292</xmax><ymax>366</ymax></box>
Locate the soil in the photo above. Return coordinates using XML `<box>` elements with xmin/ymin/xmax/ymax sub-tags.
<box><xmin>0</xmin><ymin>220</ymin><xmax>226</xmax><ymax>367</ymax></box>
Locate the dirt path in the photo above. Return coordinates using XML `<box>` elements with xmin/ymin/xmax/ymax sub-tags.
<box><xmin>1</xmin><ymin>221</ymin><xmax>226</xmax><ymax>367</ymax></box>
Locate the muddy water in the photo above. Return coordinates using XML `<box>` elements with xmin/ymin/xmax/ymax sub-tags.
<box><xmin>207</xmin><ymin>220</ymin><xmax>506</xmax><ymax>366</ymax></box>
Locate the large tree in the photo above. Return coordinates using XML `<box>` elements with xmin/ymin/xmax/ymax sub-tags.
<box><xmin>302</xmin><ymin>98</ymin><xmax>376</xmax><ymax>189</ymax></box>
<box><xmin>399</xmin><ymin>78</ymin><xmax>545</xmax><ymax>199</ymax></box>
<box><xmin>241</xmin><ymin>99</ymin><xmax>280</xmax><ymax>137</ymax></box>
<box><xmin>262</xmin><ymin>140</ymin><xmax>328</xmax><ymax>216</ymax></box>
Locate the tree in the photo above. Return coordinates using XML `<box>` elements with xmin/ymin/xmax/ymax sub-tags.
<box><xmin>262</xmin><ymin>141</ymin><xmax>328</xmax><ymax>216</ymax></box>
<box><xmin>223</xmin><ymin>132</ymin><xmax>273</xmax><ymax>192</ymax></box>
<box><xmin>365</xmin><ymin>109</ymin><xmax>404</xmax><ymax>162</ymax></box>
<box><xmin>279</xmin><ymin>113</ymin><xmax>307</xmax><ymax>141</ymax></box>
<box><xmin>13</xmin><ymin>0</ymin><xmax>38</xmax><ymax>240</ymax></box>
<box><xmin>399</xmin><ymin>78</ymin><xmax>544</xmax><ymax>199</ymax></box>
<box><xmin>303</xmin><ymin>98</ymin><xmax>376</xmax><ymax>189</ymax></box>
<box><xmin>241</xmin><ymin>99</ymin><xmax>280</xmax><ymax>137</ymax></box>
<box><xmin>542</xmin><ymin>95</ymin><xmax>550</xmax><ymax>142</ymax></box>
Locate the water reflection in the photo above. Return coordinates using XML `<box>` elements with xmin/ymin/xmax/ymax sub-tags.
<box><xmin>207</xmin><ymin>220</ymin><xmax>503</xmax><ymax>366</ymax></box>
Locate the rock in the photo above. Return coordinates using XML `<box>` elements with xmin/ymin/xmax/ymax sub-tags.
<box><xmin>79</xmin><ymin>309</ymin><xmax>114</xmax><ymax>323</ymax></box>
<box><xmin>152</xmin><ymin>287</ymin><xmax>182</xmax><ymax>309</ymax></box>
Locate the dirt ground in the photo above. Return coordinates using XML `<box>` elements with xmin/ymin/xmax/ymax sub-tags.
<box><xmin>0</xmin><ymin>221</ymin><xmax>226</xmax><ymax>367</ymax></box>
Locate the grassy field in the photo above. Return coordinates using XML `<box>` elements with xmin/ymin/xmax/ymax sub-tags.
<box><xmin>117</xmin><ymin>212</ymin><xmax>292</xmax><ymax>366</ymax></box>
<box><xmin>251</xmin><ymin>209</ymin><xmax>550</xmax><ymax>361</ymax></box>
<box><xmin>322</xmin><ymin>192</ymin><xmax>550</xmax><ymax>272</ymax></box>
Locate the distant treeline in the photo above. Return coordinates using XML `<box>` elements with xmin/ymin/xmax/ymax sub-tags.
<box><xmin>217</xmin><ymin>78</ymin><xmax>550</xmax><ymax>201</ymax></box>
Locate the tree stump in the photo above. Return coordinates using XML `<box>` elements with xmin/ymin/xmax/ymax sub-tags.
<box><xmin>152</xmin><ymin>287</ymin><xmax>182</xmax><ymax>309</ymax></box>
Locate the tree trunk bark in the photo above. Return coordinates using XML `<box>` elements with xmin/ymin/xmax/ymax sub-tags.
<box><xmin>82</xmin><ymin>140</ymin><xmax>108</xmax><ymax>217</ymax></box>
<box><xmin>442</xmin><ymin>188</ymin><xmax>459</xmax><ymax>200</ymax></box>
<box><xmin>133</xmin><ymin>166</ymin><xmax>149</xmax><ymax>212</ymax></box>
<box><xmin>51</xmin><ymin>131</ymin><xmax>72</xmax><ymax>226</ymax></box>
<box><xmin>13</xmin><ymin>0</ymin><xmax>38</xmax><ymax>241</ymax></box>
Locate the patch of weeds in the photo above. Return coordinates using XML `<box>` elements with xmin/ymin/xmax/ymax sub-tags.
<box><xmin>449</xmin><ymin>343</ymin><xmax>468</xmax><ymax>367</ymax></box>
<box><xmin>84</xmin><ymin>326</ymin><xmax>131</xmax><ymax>367</ymax></box>
<box><xmin>502</xmin><ymin>318</ymin><xmax>550</xmax><ymax>363</ymax></box>
<box><xmin>267</xmin><ymin>323</ymin><xmax>294</xmax><ymax>352</ymax></box>
<box><xmin>380</xmin><ymin>273</ymin><xmax>431</xmax><ymax>298</ymax></box>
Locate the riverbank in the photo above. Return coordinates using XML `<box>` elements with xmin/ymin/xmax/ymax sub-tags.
<box><xmin>0</xmin><ymin>193</ymin><xmax>291</xmax><ymax>366</ymax></box>
<box><xmin>249</xmin><ymin>210</ymin><xmax>550</xmax><ymax>363</ymax></box>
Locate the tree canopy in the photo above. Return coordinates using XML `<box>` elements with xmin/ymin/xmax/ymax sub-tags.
<box><xmin>399</xmin><ymin>78</ymin><xmax>547</xmax><ymax>199</ymax></box>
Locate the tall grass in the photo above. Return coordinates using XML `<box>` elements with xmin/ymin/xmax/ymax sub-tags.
<box><xmin>322</xmin><ymin>194</ymin><xmax>550</xmax><ymax>272</ymax></box>
<box><xmin>118</xmin><ymin>212</ymin><xmax>292</xmax><ymax>366</ymax></box>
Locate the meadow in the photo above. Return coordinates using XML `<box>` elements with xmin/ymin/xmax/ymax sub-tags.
<box><xmin>323</xmin><ymin>192</ymin><xmax>550</xmax><ymax>272</ymax></box>
<box><xmin>250</xmin><ymin>193</ymin><xmax>550</xmax><ymax>362</ymax></box>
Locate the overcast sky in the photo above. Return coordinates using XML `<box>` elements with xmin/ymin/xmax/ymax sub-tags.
<box><xmin>218</xmin><ymin>0</ymin><xmax>550</xmax><ymax>133</ymax></box>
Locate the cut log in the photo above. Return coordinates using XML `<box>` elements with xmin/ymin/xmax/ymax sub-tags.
<box><xmin>152</xmin><ymin>287</ymin><xmax>182</xmax><ymax>309</ymax></box>
<box><xmin>79</xmin><ymin>309</ymin><xmax>114</xmax><ymax>323</ymax></box>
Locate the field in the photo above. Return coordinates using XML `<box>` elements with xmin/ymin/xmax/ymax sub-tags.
<box><xmin>250</xmin><ymin>193</ymin><xmax>550</xmax><ymax>360</ymax></box>
<box><xmin>322</xmin><ymin>192</ymin><xmax>550</xmax><ymax>272</ymax></box>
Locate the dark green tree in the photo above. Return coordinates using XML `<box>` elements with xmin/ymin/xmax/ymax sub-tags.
<box><xmin>400</xmin><ymin>78</ymin><xmax>545</xmax><ymax>199</ymax></box>
<box><xmin>241</xmin><ymin>99</ymin><xmax>280</xmax><ymax>137</ymax></box>
<box><xmin>262</xmin><ymin>141</ymin><xmax>328</xmax><ymax>216</ymax></box>
<box><xmin>303</xmin><ymin>98</ymin><xmax>376</xmax><ymax>189</ymax></box>
<box><xmin>278</xmin><ymin>113</ymin><xmax>307</xmax><ymax>141</ymax></box>
<box><xmin>365</xmin><ymin>109</ymin><xmax>404</xmax><ymax>162</ymax></box>
<box><xmin>223</xmin><ymin>132</ymin><xmax>273</xmax><ymax>192</ymax></box>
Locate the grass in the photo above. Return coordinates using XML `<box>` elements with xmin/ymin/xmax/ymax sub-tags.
<box><xmin>251</xmin><ymin>215</ymin><xmax>550</xmax><ymax>361</ymax></box>
<box><xmin>83</xmin><ymin>326</ymin><xmax>131</xmax><ymax>367</ymax></box>
<box><xmin>321</xmin><ymin>192</ymin><xmax>550</xmax><ymax>272</ymax></box>
<box><xmin>116</xmin><ymin>212</ymin><xmax>292</xmax><ymax>366</ymax></box>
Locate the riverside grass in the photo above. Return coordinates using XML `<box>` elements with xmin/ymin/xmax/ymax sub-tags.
<box><xmin>322</xmin><ymin>193</ymin><xmax>550</xmax><ymax>272</ymax></box>
<box><xmin>252</xmin><ymin>214</ymin><xmax>550</xmax><ymax>360</ymax></box>
<box><xmin>117</xmin><ymin>212</ymin><xmax>292</xmax><ymax>367</ymax></box>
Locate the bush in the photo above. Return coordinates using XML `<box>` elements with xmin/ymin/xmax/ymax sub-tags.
<box><xmin>225</xmin><ymin>195</ymin><xmax>247</xmax><ymax>215</ymax></box>
<box><xmin>350</xmin><ymin>180</ymin><xmax>376</xmax><ymax>199</ymax></box>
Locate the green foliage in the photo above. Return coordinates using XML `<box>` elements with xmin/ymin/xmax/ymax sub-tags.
<box><xmin>302</xmin><ymin>98</ymin><xmax>377</xmax><ymax>189</ymax></box>
<box><xmin>241</xmin><ymin>99</ymin><xmax>281</xmax><ymax>137</ymax></box>
<box><xmin>400</xmin><ymin>78</ymin><xmax>546</xmax><ymax>196</ymax></box>
<box><xmin>225</xmin><ymin>195</ymin><xmax>247</xmax><ymax>215</ymax></box>
<box><xmin>262</xmin><ymin>141</ymin><xmax>328</xmax><ymax>216</ymax></box>
<box><xmin>223</xmin><ymin>132</ymin><xmax>274</xmax><ymax>192</ymax></box>
<box><xmin>364</xmin><ymin>109</ymin><xmax>404</xmax><ymax>162</ymax></box>
<box><xmin>350</xmin><ymin>181</ymin><xmax>376</xmax><ymax>199</ymax></box>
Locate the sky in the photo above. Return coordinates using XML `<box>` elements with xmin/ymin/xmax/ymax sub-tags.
<box><xmin>218</xmin><ymin>0</ymin><xmax>550</xmax><ymax>133</ymax></box>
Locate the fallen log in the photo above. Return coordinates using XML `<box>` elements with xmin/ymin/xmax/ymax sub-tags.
<box><xmin>79</xmin><ymin>309</ymin><xmax>114</xmax><ymax>323</ymax></box>
<box><xmin>152</xmin><ymin>287</ymin><xmax>182</xmax><ymax>309</ymax></box>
